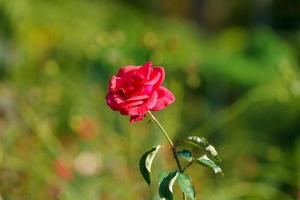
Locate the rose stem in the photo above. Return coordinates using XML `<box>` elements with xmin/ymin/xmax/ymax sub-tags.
<box><xmin>147</xmin><ymin>111</ymin><xmax>186</xmax><ymax>200</ymax></box>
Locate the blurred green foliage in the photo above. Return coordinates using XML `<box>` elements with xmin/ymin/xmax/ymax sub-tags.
<box><xmin>0</xmin><ymin>0</ymin><xmax>299</xmax><ymax>199</ymax></box>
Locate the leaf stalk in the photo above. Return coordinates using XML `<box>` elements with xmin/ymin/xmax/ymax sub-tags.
<box><xmin>147</xmin><ymin>111</ymin><xmax>186</xmax><ymax>200</ymax></box>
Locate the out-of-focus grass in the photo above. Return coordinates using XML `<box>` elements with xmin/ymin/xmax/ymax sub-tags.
<box><xmin>0</xmin><ymin>0</ymin><xmax>299</xmax><ymax>199</ymax></box>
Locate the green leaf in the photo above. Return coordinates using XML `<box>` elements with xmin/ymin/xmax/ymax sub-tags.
<box><xmin>158</xmin><ymin>171</ymin><xmax>169</xmax><ymax>184</ymax></box>
<box><xmin>139</xmin><ymin>145</ymin><xmax>161</xmax><ymax>185</ymax></box>
<box><xmin>186</xmin><ymin>136</ymin><xmax>208</xmax><ymax>148</ymax></box>
<box><xmin>196</xmin><ymin>154</ymin><xmax>223</xmax><ymax>174</ymax></box>
<box><xmin>177</xmin><ymin>149</ymin><xmax>193</xmax><ymax>162</ymax></box>
<box><xmin>177</xmin><ymin>173</ymin><xmax>196</xmax><ymax>199</ymax></box>
<box><xmin>186</xmin><ymin>136</ymin><xmax>221</xmax><ymax>162</ymax></box>
<box><xmin>159</xmin><ymin>171</ymin><xmax>178</xmax><ymax>200</ymax></box>
<box><xmin>205</xmin><ymin>145</ymin><xmax>221</xmax><ymax>162</ymax></box>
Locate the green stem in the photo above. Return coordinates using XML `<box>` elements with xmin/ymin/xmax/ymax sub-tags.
<box><xmin>147</xmin><ymin>111</ymin><xmax>185</xmax><ymax>200</ymax></box>
<box><xmin>147</xmin><ymin>111</ymin><xmax>174</xmax><ymax>147</ymax></box>
<box><xmin>183</xmin><ymin>160</ymin><xmax>194</xmax><ymax>172</ymax></box>
<box><xmin>183</xmin><ymin>193</ymin><xmax>187</xmax><ymax>200</ymax></box>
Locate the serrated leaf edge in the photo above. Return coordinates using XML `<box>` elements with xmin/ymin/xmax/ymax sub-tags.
<box><xmin>196</xmin><ymin>154</ymin><xmax>223</xmax><ymax>174</ymax></box>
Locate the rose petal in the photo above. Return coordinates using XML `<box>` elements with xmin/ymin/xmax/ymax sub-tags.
<box><xmin>150</xmin><ymin>67</ymin><xmax>165</xmax><ymax>88</ymax></box>
<box><xmin>125</xmin><ymin>100</ymin><xmax>144</xmax><ymax>107</ymax></box>
<box><xmin>145</xmin><ymin>71</ymin><xmax>161</xmax><ymax>86</ymax></box>
<box><xmin>113</xmin><ymin>92</ymin><xmax>126</xmax><ymax>104</ymax></box>
<box><xmin>120</xmin><ymin>109</ymin><xmax>129</xmax><ymax>115</ymax></box>
<box><xmin>126</xmin><ymin>95</ymin><xmax>149</xmax><ymax>101</ymax></box>
<box><xmin>151</xmin><ymin>87</ymin><xmax>175</xmax><ymax>111</ymax></box>
<box><xmin>139</xmin><ymin>85</ymin><xmax>153</xmax><ymax>95</ymax></box>
<box><xmin>117</xmin><ymin>65</ymin><xmax>139</xmax><ymax>77</ymax></box>
<box><xmin>109</xmin><ymin>75</ymin><xmax>123</xmax><ymax>91</ymax></box>
<box><xmin>131</xmin><ymin>73</ymin><xmax>144</xmax><ymax>82</ymax></box>
<box><xmin>130</xmin><ymin>115</ymin><xmax>145</xmax><ymax>123</ymax></box>
<box><xmin>106</xmin><ymin>92</ymin><xmax>123</xmax><ymax>111</ymax></box>
<box><xmin>136</xmin><ymin>61</ymin><xmax>152</xmax><ymax>80</ymax></box>
<box><xmin>128</xmin><ymin>91</ymin><xmax>158</xmax><ymax>116</ymax></box>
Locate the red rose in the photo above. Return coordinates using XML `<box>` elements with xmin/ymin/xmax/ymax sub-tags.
<box><xmin>106</xmin><ymin>61</ymin><xmax>175</xmax><ymax>123</ymax></box>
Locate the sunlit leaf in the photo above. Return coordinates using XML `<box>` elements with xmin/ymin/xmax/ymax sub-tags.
<box><xmin>205</xmin><ymin>145</ymin><xmax>221</xmax><ymax>162</ymax></box>
<box><xmin>139</xmin><ymin>145</ymin><xmax>161</xmax><ymax>185</ymax></box>
<box><xmin>196</xmin><ymin>155</ymin><xmax>223</xmax><ymax>174</ymax></box>
<box><xmin>177</xmin><ymin>173</ymin><xmax>196</xmax><ymax>199</ymax></box>
<box><xmin>186</xmin><ymin>136</ymin><xmax>208</xmax><ymax>148</ymax></box>
<box><xmin>177</xmin><ymin>149</ymin><xmax>193</xmax><ymax>162</ymax></box>
<box><xmin>159</xmin><ymin>171</ymin><xmax>178</xmax><ymax>200</ymax></box>
<box><xmin>186</xmin><ymin>136</ymin><xmax>221</xmax><ymax>162</ymax></box>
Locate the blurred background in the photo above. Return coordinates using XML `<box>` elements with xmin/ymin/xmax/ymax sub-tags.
<box><xmin>0</xmin><ymin>0</ymin><xmax>300</xmax><ymax>199</ymax></box>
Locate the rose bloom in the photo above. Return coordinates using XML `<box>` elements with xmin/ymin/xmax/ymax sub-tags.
<box><xmin>106</xmin><ymin>61</ymin><xmax>175</xmax><ymax>123</ymax></box>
